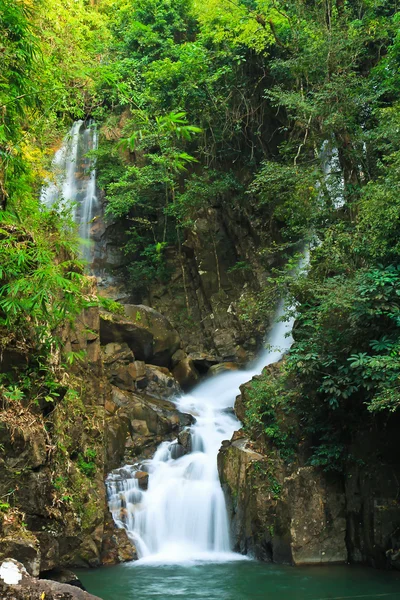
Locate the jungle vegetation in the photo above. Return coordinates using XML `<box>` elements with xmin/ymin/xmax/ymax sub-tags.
<box><xmin>1</xmin><ymin>0</ymin><xmax>400</xmax><ymax>469</ymax></box>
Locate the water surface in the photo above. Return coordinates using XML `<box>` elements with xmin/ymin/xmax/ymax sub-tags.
<box><xmin>77</xmin><ymin>561</ymin><xmax>400</xmax><ymax>600</ymax></box>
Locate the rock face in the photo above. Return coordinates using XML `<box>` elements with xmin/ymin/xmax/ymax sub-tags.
<box><xmin>125</xmin><ymin>206</ymin><xmax>269</xmax><ymax>364</ymax></box>
<box><xmin>0</xmin><ymin>559</ymin><xmax>102</xmax><ymax>600</ymax></box>
<box><xmin>218</xmin><ymin>437</ymin><xmax>347</xmax><ymax>564</ymax></box>
<box><xmin>0</xmin><ymin>283</ymin><xmax>143</xmax><ymax>575</ymax></box>
<box><xmin>345</xmin><ymin>421</ymin><xmax>400</xmax><ymax>569</ymax></box>
<box><xmin>219</xmin><ymin>367</ymin><xmax>400</xmax><ymax>569</ymax></box>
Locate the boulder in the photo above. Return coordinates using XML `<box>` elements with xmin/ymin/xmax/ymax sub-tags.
<box><xmin>208</xmin><ymin>362</ymin><xmax>239</xmax><ymax>376</ymax></box>
<box><xmin>189</xmin><ymin>352</ymin><xmax>220</xmax><ymax>373</ymax></box>
<box><xmin>0</xmin><ymin>558</ymin><xmax>102</xmax><ymax>599</ymax></box>
<box><xmin>124</xmin><ymin>305</ymin><xmax>181</xmax><ymax>366</ymax></box>
<box><xmin>0</xmin><ymin>539</ymin><xmax>40</xmax><ymax>577</ymax></box>
<box><xmin>178</xmin><ymin>428</ymin><xmax>192</xmax><ymax>452</ymax></box>
<box><xmin>100</xmin><ymin>305</ymin><xmax>180</xmax><ymax>367</ymax></box>
<box><xmin>134</xmin><ymin>471</ymin><xmax>149</xmax><ymax>490</ymax></box>
<box><xmin>173</xmin><ymin>357</ymin><xmax>200</xmax><ymax>390</ymax></box>
<box><xmin>40</xmin><ymin>568</ymin><xmax>85</xmax><ymax>589</ymax></box>
<box><xmin>171</xmin><ymin>349</ymin><xmax>186</xmax><ymax>368</ymax></box>
<box><xmin>145</xmin><ymin>364</ymin><xmax>181</xmax><ymax>399</ymax></box>
<box><xmin>99</xmin><ymin>311</ymin><xmax>153</xmax><ymax>361</ymax></box>
<box><xmin>101</xmin><ymin>342</ymin><xmax>134</xmax><ymax>365</ymax></box>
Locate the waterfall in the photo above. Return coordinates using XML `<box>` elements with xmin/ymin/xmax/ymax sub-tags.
<box><xmin>106</xmin><ymin>256</ymin><xmax>308</xmax><ymax>564</ymax></box>
<box><xmin>40</xmin><ymin>120</ymin><xmax>99</xmax><ymax>262</ymax></box>
<box><xmin>320</xmin><ymin>139</ymin><xmax>345</xmax><ymax>209</ymax></box>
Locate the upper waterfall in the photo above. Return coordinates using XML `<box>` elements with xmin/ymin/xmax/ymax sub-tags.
<box><xmin>40</xmin><ymin>120</ymin><xmax>99</xmax><ymax>263</ymax></box>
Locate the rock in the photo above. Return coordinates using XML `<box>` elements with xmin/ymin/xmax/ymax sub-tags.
<box><xmin>99</xmin><ymin>312</ymin><xmax>153</xmax><ymax>362</ymax></box>
<box><xmin>108</xmin><ymin>364</ymin><xmax>135</xmax><ymax>391</ymax></box>
<box><xmin>170</xmin><ymin>443</ymin><xmax>186</xmax><ymax>459</ymax></box>
<box><xmin>101</xmin><ymin>511</ymin><xmax>137</xmax><ymax>565</ymax></box>
<box><xmin>189</xmin><ymin>352</ymin><xmax>220</xmax><ymax>373</ymax></box>
<box><xmin>345</xmin><ymin>423</ymin><xmax>400</xmax><ymax>568</ymax></box>
<box><xmin>0</xmin><ymin>539</ymin><xmax>41</xmax><ymax>577</ymax></box>
<box><xmin>178</xmin><ymin>429</ymin><xmax>192</xmax><ymax>452</ymax></box>
<box><xmin>171</xmin><ymin>349</ymin><xmax>186</xmax><ymax>368</ymax></box>
<box><xmin>101</xmin><ymin>342</ymin><xmax>134</xmax><ymax>365</ymax></box>
<box><xmin>208</xmin><ymin>362</ymin><xmax>239</xmax><ymax>376</ymax></box>
<box><xmin>218</xmin><ymin>437</ymin><xmax>347</xmax><ymax>564</ymax></box>
<box><xmin>0</xmin><ymin>558</ymin><xmax>102</xmax><ymax>599</ymax></box>
<box><xmin>124</xmin><ymin>305</ymin><xmax>181</xmax><ymax>366</ymax></box>
<box><xmin>41</xmin><ymin>568</ymin><xmax>85</xmax><ymax>589</ymax></box>
<box><xmin>145</xmin><ymin>364</ymin><xmax>181</xmax><ymax>399</ymax></box>
<box><xmin>285</xmin><ymin>467</ymin><xmax>347</xmax><ymax>565</ymax></box>
<box><xmin>105</xmin><ymin>386</ymin><xmax>193</xmax><ymax>464</ymax></box>
<box><xmin>134</xmin><ymin>471</ymin><xmax>149</xmax><ymax>490</ymax></box>
<box><xmin>173</xmin><ymin>357</ymin><xmax>200</xmax><ymax>391</ymax></box>
<box><xmin>105</xmin><ymin>414</ymin><xmax>131</xmax><ymax>471</ymax></box>
<box><xmin>100</xmin><ymin>305</ymin><xmax>181</xmax><ymax>367</ymax></box>
<box><xmin>127</xmin><ymin>360</ymin><xmax>147</xmax><ymax>387</ymax></box>
<box><xmin>131</xmin><ymin>419</ymin><xmax>150</xmax><ymax>436</ymax></box>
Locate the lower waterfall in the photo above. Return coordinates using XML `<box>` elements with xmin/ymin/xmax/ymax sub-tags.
<box><xmin>106</xmin><ymin>300</ymin><xmax>298</xmax><ymax>564</ymax></box>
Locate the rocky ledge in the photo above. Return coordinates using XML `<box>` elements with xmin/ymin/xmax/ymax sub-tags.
<box><xmin>0</xmin><ymin>559</ymin><xmax>102</xmax><ymax>600</ymax></box>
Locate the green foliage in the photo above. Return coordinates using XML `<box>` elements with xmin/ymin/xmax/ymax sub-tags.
<box><xmin>244</xmin><ymin>367</ymin><xmax>298</xmax><ymax>462</ymax></box>
<box><xmin>0</xmin><ymin>209</ymin><xmax>86</xmax><ymax>344</ymax></box>
<box><xmin>77</xmin><ymin>448</ymin><xmax>97</xmax><ymax>478</ymax></box>
<box><xmin>98</xmin><ymin>296</ymin><xmax>125</xmax><ymax>315</ymax></box>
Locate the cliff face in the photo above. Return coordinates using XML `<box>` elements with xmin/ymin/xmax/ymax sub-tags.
<box><xmin>0</xmin><ymin>281</ymin><xmax>193</xmax><ymax>576</ymax></box>
<box><xmin>218</xmin><ymin>372</ymin><xmax>400</xmax><ymax>570</ymax></box>
<box><xmin>218</xmin><ymin>434</ymin><xmax>347</xmax><ymax>565</ymax></box>
<box><xmin>97</xmin><ymin>201</ymin><xmax>274</xmax><ymax>367</ymax></box>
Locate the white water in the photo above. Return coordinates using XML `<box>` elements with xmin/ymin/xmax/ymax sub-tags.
<box><xmin>40</xmin><ymin>120</ymin><xmax>99</xmax><ymax>262</ymax></box>
<box><xmin>107</xmin><ymin>258</ymin><xmax>308</xmax><ymax>565</ymax></box>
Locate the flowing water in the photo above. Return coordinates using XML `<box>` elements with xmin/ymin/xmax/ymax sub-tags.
<box><xmin>40</xmin><ymin>120</ymin><xmax>99</xmax><ymax>262</ymax></box>
<box><xmin>106</xmin><ymin>292</ymin><xmax>303</xmax><ymax>564</ymax></box>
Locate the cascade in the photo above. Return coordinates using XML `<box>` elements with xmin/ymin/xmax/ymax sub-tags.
<box><xmin>106</xmin><ymin>256</ymin><xmax>308</xmax><ymax>564</ymax></box>
<box><xmin>40</xmin><ymin>120</ymin><xmax>99</xmax><ymax>262</ymax></box>
<box><xmin>319</xmin><ymin>139</ymin><xmax>345</xmax><ymax>209</ymax></box>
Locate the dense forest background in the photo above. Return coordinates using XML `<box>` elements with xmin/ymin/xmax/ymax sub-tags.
<box><xmin>1</xmin><ymin>0</ymin><xmax>400</xmax><ymax>476</ymax></box>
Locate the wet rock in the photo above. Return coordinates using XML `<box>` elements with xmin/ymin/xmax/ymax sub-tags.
<box><xmin>173</xmin><ymin>357</ymin><xmax>200</xmax><ymax>391</ymax></box>
<box><xmin>101</xmin><ymin>511</ymin><xmax>137</xmax><ymax>565</ymax></box>
<box><xmin>0</xmin><ymin>558</ymin><xmax>102</xmax><ymax>599</ymax></box>
<box><xmin>178</xmin><ymin>429</ymin><xmax>192</xmax><ymax>452</ymax></box>
<box><xmin>218</xmin><ymin>437</ymin><xmax>347</xmax><ymax>565</ymax></box>
<box><xmin>208</xmin><ymin>362</ymin><xmax>239</xmax><ymax>376</ymax></box>
<box><xmin>134</xmin><ymin>471</ymin><xmax>149</xmax><ymax>490</ymax></box>
<box><xmin>105</xmin><ymin>386</ymin><xmax>193</xmax><ymax>464</ymax></box>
